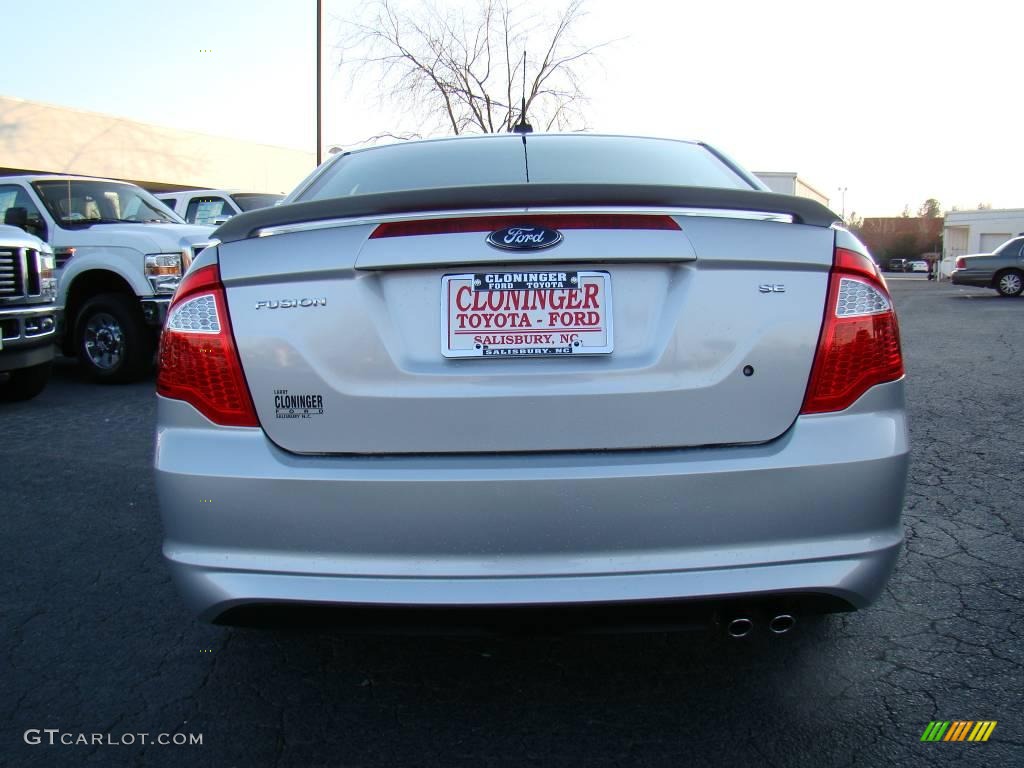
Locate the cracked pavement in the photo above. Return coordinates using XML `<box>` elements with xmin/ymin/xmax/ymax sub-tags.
<box><xmin>1</xmin><ymin>278</ymin><xmax>1021</xmax><ymax>767</ymax></box>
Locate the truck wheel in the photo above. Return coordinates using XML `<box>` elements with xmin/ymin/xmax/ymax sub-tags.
<box><xmin>0</xmin><ymin>362</ymin><xmax>52</xmax><ymax>401</ymax></box>
<box><xmin>75</xmin><ymin>293</ymin><xmax>155</xmax><ymax>382</ymax></box>
<box><xmin>995</xmin><ymin>269</ymin><xmax>1023</xmax><ymax>297</ymax></box>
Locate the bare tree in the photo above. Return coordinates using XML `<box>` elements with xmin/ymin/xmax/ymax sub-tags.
<box><xmin>337</xmin><ymin>0</ymin><xmax>611</xmax><ymax>138</ymax></box>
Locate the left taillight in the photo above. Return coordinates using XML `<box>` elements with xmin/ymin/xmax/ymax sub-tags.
<box><xmin>801</xmin><ymin>247</ymin><xmax>904</xmax><ymax>415</ymax></box>
<box><xmin>156</xmin><ymin>264</ymin><xmax>258</xmax><ymax>427</ymax></box>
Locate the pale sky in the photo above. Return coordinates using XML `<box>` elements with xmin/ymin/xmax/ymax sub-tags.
<box><xmin>1</xmin><ymin>0</ymin><xmax>1021</xmax><ymax>217</ymax></box>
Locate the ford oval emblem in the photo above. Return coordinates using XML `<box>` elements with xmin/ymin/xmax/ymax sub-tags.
<box><xmin>486</xmin><ymin>225</ymin><xmax>563</xmax><ymax>251</ymax></box>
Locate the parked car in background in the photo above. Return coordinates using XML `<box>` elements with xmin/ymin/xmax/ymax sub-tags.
<box><xmin>951</xmin><ymin>236</ymin><xmax>1024</xmax><ymax>296</ymax></box>
<box><xmin>156</xmin><ymin>189</ymin><xmax>284</xmax><ymax>226</ymax></box>
<box><xmin>155</xmin><ymin>133</ymin><xmax>909</xmax><ymax>634</ymax></box>
<box><xmin>0</xmin><ymin>224</ymin><xmax>60</xmax><ymax>400</ymax></box>
<box><xmin>888</xmin><ymin>258</ymin><xmax>907</xmax><ymax>272</ymax></box>
<box><xmin>0</xmin><ymin>175</ymin><xmax>213</xmax><ymax>381</ymax></box>
<box><xmin>909</xmin><ymin>260</ymin><xmax>929</xmax><ymax>273</ymax></box>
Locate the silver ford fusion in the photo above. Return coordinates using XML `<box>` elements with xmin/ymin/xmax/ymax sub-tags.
<box><xmin>155</xmin><ymin>134</ymin><xmax>908</xmax><ymax>633</ymax></box>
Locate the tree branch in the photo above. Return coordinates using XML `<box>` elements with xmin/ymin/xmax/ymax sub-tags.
<box><xmin>335</xmin><ymin>0</ymin><xmax>612</xmax><ymax>135</ymax></box>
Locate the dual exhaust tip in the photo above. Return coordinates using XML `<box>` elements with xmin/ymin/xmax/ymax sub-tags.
<box><xmin>726</xmin><ymin>613</ymin><xmax>796</xmax><ymax>638</ymax></box>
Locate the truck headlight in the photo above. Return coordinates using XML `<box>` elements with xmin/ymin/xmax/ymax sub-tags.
<box><xmin>145</xmin><ymin>252</ymin><xmax>187</xmax><ymax>294</ymax></box>
<box><xmin>38</xmin><ymin>251</ymin><xmax>55</xmax><ymax>279</ymax></box>
<box><xmin>39</xmin><ymin>250</ymin><xmax>57</xmax><ymax>299</ymax></box>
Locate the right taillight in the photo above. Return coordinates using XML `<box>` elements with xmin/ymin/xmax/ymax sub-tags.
<box><xmin>801</xmin><ymin>247</ymin><xmax>904</xmax><ymax>414</ymax></box>
<box><xmin>156</xmin><ymin>264</ymin><xmax>258</xmax><ymax>427</ymax></box>
<box><xmin>955</xmin><ymin>257</ymin><xmax>966</xmax><ymax>270</ymax></box>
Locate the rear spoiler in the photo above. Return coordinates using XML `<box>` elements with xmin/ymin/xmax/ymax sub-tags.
<box><xmin>213</xmin><ymin>184</ymin><xmax>841</xmax><ymax>243</ymax></box>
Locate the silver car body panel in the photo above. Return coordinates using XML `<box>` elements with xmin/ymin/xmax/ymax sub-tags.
<box><xmin>221</xmin><ymin>216</ymin><xmax>834</xmax><ymax>454</ymax></box>
<box><xmin>156</xmin><ymin>380</ymin><xmax>907</xmax><ymax>621</ymax></box>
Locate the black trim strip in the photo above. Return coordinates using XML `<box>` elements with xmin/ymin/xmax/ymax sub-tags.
<box><xmin>213</xmin><ymin>593</ymin><xmax>855</xmax><ymax>632</ymax></box>
<box><xmin>214</xmin><ymin>184</ymin><xmax>841</xmax><ymax>243</ymax></box>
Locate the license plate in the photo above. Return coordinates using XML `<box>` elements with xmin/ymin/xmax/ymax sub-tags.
<box><xmin>442</xmin><ymin>270</ymin><xmax>613</xmax><ymax>358</ymax></box>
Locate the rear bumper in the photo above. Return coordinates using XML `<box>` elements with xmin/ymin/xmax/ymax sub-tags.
<box><xmin>155</xmin><ymin>381</ymin><xmax>909</xmax><ymax>624</ymax></box>
<box><xmin>951</xmin><ymin>269</ymin><xmax>992</xmax><ymax>288</ymax></box>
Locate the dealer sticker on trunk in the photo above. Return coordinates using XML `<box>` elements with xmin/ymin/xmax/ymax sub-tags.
<box><xmin>442</xmin><ymin>271</ymin><xmax>613</xmax><ymax>358</ymax></box>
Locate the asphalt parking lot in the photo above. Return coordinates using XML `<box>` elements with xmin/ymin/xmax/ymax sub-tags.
<box><xmin>2</xmin><ymin>277</ymin><xmax>1022</xmax><ymax>768</ymax></box>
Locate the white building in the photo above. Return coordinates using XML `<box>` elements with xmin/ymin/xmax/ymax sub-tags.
<box><xmin>753</xmin><ymin>172</ymin><xmax>830</xmax><ymax>208</ymax></box>
<box><xmin>943</xmin><ymin>208</ymin><xmax>1024</xmax><ymax>257</ymax></box>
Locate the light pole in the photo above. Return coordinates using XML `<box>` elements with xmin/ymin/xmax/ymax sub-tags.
<box><xmin>838</xmin><ymin>186</ymin><xmax>847</xmax><ymax>221</ymax></box>
<box><xmin>316</xmin><ymin>0</ymin><xmax>322</xmax><ymax>166</ymax></box>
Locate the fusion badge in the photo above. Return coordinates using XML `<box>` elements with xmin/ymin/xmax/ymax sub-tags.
<box><xmin>255</xmin><ymin>298</ymin><xmax>327</xmax><ymax>310</ymax></box>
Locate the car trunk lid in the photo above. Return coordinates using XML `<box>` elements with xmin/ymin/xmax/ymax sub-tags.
<box><xmin>221</xmin><ymin>211</ymin><xmax>834</xmax><ymax>454</ymax></box>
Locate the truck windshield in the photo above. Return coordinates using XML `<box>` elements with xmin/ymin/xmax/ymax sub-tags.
<box><xmin>32</xmin><ymin>179</ymin><xmax>185</xmax><ymax>227</ymax></box>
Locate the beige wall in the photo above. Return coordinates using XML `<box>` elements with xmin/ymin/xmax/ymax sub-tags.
<box><xmin>0</xmin><ymin>96</ymin><xmax>315</xmax><ymax>193</ymax></box>
<box><xmin>754</xmin><ymin>172</ymin><xmax>830</xmax><ymax>208</ymax></box>
<box><xmin>793</xmin><ymin>178</ymin><xmax>829</xmax><ymax>208</ymax></box>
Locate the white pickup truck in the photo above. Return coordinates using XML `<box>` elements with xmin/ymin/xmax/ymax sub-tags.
<box><xmin>156</xmin><ymin>189</ymin><xmax>283</xmax><ymax>226</ymax></box>
<box><xmin>0</xmin><ymin>175</ymin><xmax>213</xmax><ymax>381</ymax></box>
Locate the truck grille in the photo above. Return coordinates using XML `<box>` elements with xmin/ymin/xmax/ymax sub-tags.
<box><xmin>0</xmin><ymin>249</ymin><xmax>20</xmax><ymax>296</ymax></box>
<box><xmin>0</xmin><ymin>248</ymin><xmax>42</xmax><ymax>299</ymax></box>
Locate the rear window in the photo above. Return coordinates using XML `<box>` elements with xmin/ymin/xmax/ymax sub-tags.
<box><xmin>997</xmin><ymin>238</ymin><xmax>1024</xmax><ymax>257</ymax></box>
<box><xmin>525</xmin><ymin>135</ymin><xmax>751</xmax><ymax>189</ymax></box>
<box><xmin>297</xmin><ymin>135</ymin><xmax>752</xmax><ymax>203</ymax></box>
<box><xmin>298</xmin><ymin>137</ymin><xmax>527</xmax><ymax>202</ymax></box>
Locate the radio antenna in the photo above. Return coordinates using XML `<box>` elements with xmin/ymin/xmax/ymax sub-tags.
<box><xmin>512</xmin><ymin>50</ymin><xmax>533</xmax><ymax>134</ymax></box>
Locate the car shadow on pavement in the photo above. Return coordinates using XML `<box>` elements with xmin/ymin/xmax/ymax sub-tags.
<box><xmin>173</xmin><ymin>618</ymin><xmax>858</xmax><ymax>766</ymax></box>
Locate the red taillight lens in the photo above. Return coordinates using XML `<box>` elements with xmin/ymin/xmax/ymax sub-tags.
<box><xmin>156</xmin><ymin>264</ymin><xmax>258</xmax><ymax>427</ymax></box>
<box><xmin>955</xmin><ymin>257</ymin><xmax>966</xmax><ymax>270</ymax></box>
<box><xmin>801</xmin><ymin>247</ymin><xmax>904</xmax><ymax>414</ymax></box>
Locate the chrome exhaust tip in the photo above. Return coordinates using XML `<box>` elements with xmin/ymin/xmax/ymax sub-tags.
<box><xmin>727</xmin><ymin>617</ymin><xmax>754</xmax><ymax>638</ymax></box>
<box><xmin>768</xmin><ymin>614</ymin><xmax>796</xmax><ymax>635</ymax></box>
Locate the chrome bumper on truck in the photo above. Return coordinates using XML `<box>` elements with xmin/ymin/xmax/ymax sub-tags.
<box><xmin>0</xmin><ymin>304</ymin><xmax>61</xmax><ymax>372</ymax></box>
<box><xmin>155</xmin><ymin>381</ymin><xmax>908</xmax><ymax>624</ymax></box>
